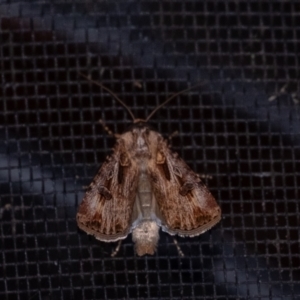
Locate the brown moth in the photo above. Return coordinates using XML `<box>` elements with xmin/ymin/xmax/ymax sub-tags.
<box><xmin>77</xmin><ymin>76</ymin><xmax>221</xmax><ymax>256</ymax></box>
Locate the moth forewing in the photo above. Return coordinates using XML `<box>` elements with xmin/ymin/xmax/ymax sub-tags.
<box><xmin>147</xmin><ymin>132</ymin><xmax>221</xmax><ymax>240</ymax></box>
<box><xmin>76</xmin><ymin>135</ymin><xmax>140</xmax><ymax>243</ymax></box>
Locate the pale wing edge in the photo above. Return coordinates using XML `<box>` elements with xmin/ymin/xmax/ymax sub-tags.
<box><xmin>160</xmin><ymin>210</ymin><xmax>221</xmax><ymax>237</ymax></box>
<box><xmin>77</xmin><ymin>218</ymin><xmax>131</xmax><ymax>242</ymax></box>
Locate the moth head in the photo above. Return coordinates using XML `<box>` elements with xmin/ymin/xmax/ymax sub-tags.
<box><xmin>124</xmin><ymin>121</ymin><xmax>154</xmax><ymax>134</ymax></box>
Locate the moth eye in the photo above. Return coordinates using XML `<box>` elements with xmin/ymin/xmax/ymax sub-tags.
<box><xmin>179</xmin><ymin>182</ymin><xmax>195</xmax><ymax>196</ymax></box>
<box><xmin>98</xmin><ymin>185</ymin><xmax>112</xmax><ymax>200</ymax></box>
<box><xmin>156</xmin><ymin>151</ymin><xmax>165</xmax><ymax>164</ymax></box>
<box><xmin>120</xmin><ymin>152</ymin><xmax>130</xmax><ymax>166</ymax></box>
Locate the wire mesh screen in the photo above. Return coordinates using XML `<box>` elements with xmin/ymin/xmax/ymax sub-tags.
<box><xmin>1</xmin><ymin>1</ymin><xmax>300</xmax><ymax>299</ymax></box>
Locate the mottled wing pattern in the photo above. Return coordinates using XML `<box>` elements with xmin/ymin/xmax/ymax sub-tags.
<box><xmin>77</xmin><ymin>138</ymin><xmax>139</xmax><ymax>242</ymax></box>
<box><xmin>148</xmin><ymin>137</ymin><xmax>221</xmax><ymax>237</ymax></box>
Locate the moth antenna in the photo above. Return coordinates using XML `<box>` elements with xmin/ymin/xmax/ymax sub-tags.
<box><xmin>145</xmin><ymin>82</ymin><xmax>206</xmax><ymax>122</ymax></box>
<box><xmin>79</xmin><ymin>72</ymin><xmax>136</xmax><ymax>122</ymax></box>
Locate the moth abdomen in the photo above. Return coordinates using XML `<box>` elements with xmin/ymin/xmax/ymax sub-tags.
<box><xmin>132</xmin><ymin>221</ymin><xmax>159</xmax><ymax>256</ymax></box>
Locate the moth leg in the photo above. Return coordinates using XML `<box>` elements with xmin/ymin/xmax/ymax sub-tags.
<box><xmin>111</xmin><ymin>240</ymin><xmax>122</xmax><ymax>257</ymax></box>
<box><xmin>172</xmin><ymin>238</ymin><xmax>184</xmax><ymax>257</ymax></box>
<box><xmin>168</xmin><ymin>130</ymin><xmax>179</xmax><ymax>144</ymax></box>
<box><xmin>99</xmin><ymin>119</ymin><xmax>120</xmax><ymax>138</ymax></box>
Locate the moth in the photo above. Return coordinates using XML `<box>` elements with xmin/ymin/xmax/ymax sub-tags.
<box><xmin>77</xmin><ymin>75</ymin><xmax>221</xmax><ymax>256</ymax></box>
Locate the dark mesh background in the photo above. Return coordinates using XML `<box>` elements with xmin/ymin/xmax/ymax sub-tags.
<box><xmin>1</xmin><ymin>1</ymin><xmax>300</xmax><ymax>299</ymax></box>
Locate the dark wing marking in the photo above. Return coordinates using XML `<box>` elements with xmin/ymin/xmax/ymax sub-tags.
<box><xmin>149</xmin><ymin>139</ymin><xmax>221</xmax><ymax>237</ymax></box>
<box><xmin>76</xmin><ymin>139</ymin><xmax>139</xmax><ymax>242</ymax></box>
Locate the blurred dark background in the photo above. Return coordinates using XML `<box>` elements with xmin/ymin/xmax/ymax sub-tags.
<box><xmin>0</xmin><ymin>1</ymin><xmax>300</xmax><ymax>299</ymax></box>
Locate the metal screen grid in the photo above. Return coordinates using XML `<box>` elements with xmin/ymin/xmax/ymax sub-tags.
<box><xmin>1</xmin><ymin>1</ymin><xmax>300</xmax><ymax>299</ymax></box>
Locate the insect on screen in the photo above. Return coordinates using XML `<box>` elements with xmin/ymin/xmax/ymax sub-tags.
<box><xmin>1</xmin><ymin>1</ymin><xmax>300</xmax><ymax>300</ymax></box>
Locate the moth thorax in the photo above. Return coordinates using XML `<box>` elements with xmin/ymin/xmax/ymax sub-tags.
<box><xmin>134</xmin><ymin>134</ymin><xmax>151</xmax><ymax>158</ymax></box>
<box><xmin>132</xmin><ymin>221</ymin><xmax>159</xmax><ymax>256</ymax></box>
